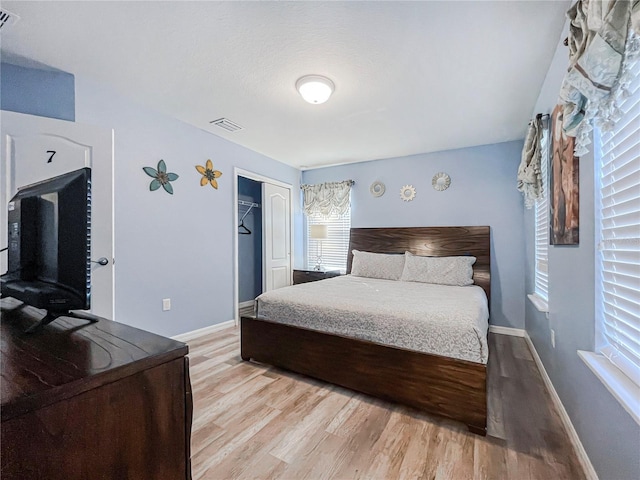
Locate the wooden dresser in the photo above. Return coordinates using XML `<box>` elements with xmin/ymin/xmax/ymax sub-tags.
<box><xmin>0</xmin><ymin>299</ymin><xmax>192</xmax><ymax>480</ymax></box>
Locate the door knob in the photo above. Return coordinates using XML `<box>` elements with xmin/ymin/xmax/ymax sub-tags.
<box><xmin>92</xmin><ymin>257</ymin><xmax>109</xmax><ymax>266</ymax></box>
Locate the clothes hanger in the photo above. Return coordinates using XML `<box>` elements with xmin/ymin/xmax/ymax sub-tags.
<box><xmin>238</xmin><ymin>204</ymin><xmax>254</xmax><ymax>235</ymax></box>
<box><xmin>238</xmin><ymin>219</ymin><xmax>251</xmax><ymax>235</ymax></box>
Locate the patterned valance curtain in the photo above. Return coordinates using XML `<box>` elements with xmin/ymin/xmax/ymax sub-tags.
<box><xmin>559</xmin><ymin>0</ymin><xmax>640</xmax><ymax>156</ymax></box>
<box><xmin>517</xmin><ymin>115</ymin><xmax>545</xmax><ymax>208</ymax></box>
<box><xmin>301</xmin><ymin>180</ymin><xmax>354</xmax><ymax>216</ymax></box>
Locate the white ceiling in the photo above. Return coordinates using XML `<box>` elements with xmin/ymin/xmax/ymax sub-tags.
<box><xmin>1</xmin><ymin>1</ymin><xmax>568</xmax><ymax>169</ymax></box>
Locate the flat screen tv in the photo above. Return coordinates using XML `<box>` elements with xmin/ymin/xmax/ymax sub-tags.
<box><xmin>1</xmin><ymin>167</ymin><xmax>97</xmax><ymax>332</ymax></box>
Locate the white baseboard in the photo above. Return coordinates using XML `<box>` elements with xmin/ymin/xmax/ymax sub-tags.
<box><xmin>523</xmin><ymin>332</ymin><xmax>598</xmax><ymax>480</ymax></box>
<box><xmin>489</xmin><ymin>325</ymin><xmax>525</xmax><ymax>337</ymax></box>
<box><xmin>172</xmin><ymin>319</ymin><xmax>236</xmax><ymax>342</ymax></box>
<box><xmin>238</xmin><ymin>300</ymin><xmax>254</xmax><ymax>309</ymax></box>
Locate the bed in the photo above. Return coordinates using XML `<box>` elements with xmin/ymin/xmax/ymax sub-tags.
<box><xmin>240</xmin><ymin>226</ymin><xmax>490</xmax><ymax>435</ymax></box>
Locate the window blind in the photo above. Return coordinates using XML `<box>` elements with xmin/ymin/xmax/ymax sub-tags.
<box><xmin>534</xmin><ymin>126</ymin><xmax>550</xmax><ymax>301</ymax></box>
<box><xmin>306</xmin><ymin>210</ymin><xmax>351</xmax><ymax>273</ymax></box>
<box><xmin>596</xmin><ymin>59</ymin><xmax>640</xmax><ymax>387</ymax></box>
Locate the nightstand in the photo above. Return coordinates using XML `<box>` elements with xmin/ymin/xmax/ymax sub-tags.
<box><xmin>293</xmin><ymin>269</ymin><xmax>341</xmax><ymax>285</ymax></box>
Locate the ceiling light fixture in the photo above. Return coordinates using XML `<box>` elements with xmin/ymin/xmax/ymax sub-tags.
<box><xmin>296</xmin><ymin>75</ymin><xmax>334</xmax><ymax>105</ymax></box>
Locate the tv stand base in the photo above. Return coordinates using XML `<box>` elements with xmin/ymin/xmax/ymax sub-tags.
<box><xmin>25</xmin><ymin>310</ymin><xmax>100</xmax><ymax>334</ymax></box>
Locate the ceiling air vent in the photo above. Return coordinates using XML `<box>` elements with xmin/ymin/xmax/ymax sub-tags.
<box><xmin>209</xmin><ymin>118</ymin><xmax>243</xmax><ymax>133</ymax></box>
<box><xmin>0</xmin><ymin>9</ymin><xmax>20</xmax><ymax>31</ymax></box>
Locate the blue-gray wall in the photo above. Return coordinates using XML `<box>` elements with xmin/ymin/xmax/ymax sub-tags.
<box><xmin>74</xmin><ymin>76</ymin><xmax>303</xmax><ymax>336</ymax></box>
<box><xmin>238</xmin><ymin>176</ymin><xmax>262</xmax><ymax>302</ymax></box>
<box><xmin>302</xmin><ymin>140</ymin><xmax>526</xmax><ymax>329</ymax></box>
<box><xmin>1</xmin><ymin>62</ymin><xmax>75</xmax><ymax>121</ymax></box>
<box><xmin>525</xmin><ymin>27</ymin><xmax>640</xmax><ymax>480</ymax></box>
<box><xmin>2</xmin><ymin>62</ymin><xmax>303</xmax><ymax>337</ymax></box>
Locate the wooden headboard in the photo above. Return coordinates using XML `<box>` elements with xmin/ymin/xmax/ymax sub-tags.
<box><xmin>347</xmin><ymin>226</ymin><xmax>491</xmax><ymax>303</ymax></box>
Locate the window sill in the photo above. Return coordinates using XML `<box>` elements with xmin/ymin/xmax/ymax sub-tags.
<box><xmin>578</xmin><ymin>350</ymin><xmax>640</xmax><ymax>425</ymax></box>
<box><xmin>527</xmin><ymin>293</ymin><xmax>549</xmax><ymax>313</ymax></box>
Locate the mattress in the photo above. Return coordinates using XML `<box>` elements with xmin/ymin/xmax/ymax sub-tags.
<box><xmin>255</xmin><ymin>275</ymin><xmax>489</xmax><ymax>364</ymax></box>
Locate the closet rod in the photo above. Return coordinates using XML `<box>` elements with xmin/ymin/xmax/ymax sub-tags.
<box><xmin>238</xmin><ymin>200</ymin><xmax>260</xmax><ymax>208</ymax></box>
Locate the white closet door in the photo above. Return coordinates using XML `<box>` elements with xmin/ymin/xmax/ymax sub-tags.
<box><xmin>263</xmin><ymin>182</ymin><xmax>291</xmax><ymax>291</ymax></box>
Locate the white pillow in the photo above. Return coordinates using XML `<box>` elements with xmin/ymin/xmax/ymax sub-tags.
<box><xmin>350</xmin><ymin>250</ymin><xmax>405</xmax><ymax>280</ymax></box>
<box><xmin>400</xmin><ymin>252</ymin><xmax>476</xmax><ymax>286</ymax></box>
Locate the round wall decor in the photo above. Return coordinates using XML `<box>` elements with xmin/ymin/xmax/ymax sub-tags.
<box><xmin>400</xmin><ymin>185</ymin><xmax>416</xmax><ymax>202</ymax></box>
<box><xmin>370</xmin><ymin>181</ymin><xmax>386</xmax><ymax>197</ymax></box>
<box><xmin>432</xmin><ymin>172</ymin><xmax>451</xmax><ymax>191</ymax></box>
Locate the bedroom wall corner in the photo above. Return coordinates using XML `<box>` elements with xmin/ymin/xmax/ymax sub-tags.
<box><xmin>1</xmin><ymin>61</ymin><xmax>75</xmax><ymax>121</ymax></box>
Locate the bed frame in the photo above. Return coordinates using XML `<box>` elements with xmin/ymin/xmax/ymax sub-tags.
<box><xmin>241</xmin><ymin>226</ymin><xmax>490</xmax><ymax>435</ymax></box>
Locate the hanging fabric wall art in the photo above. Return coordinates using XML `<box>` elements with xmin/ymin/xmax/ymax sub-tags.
<box><xmin>550</xmin><ymin>104</ymin><xmax>580</xmax><ymax>245</ymax></box>
<box><xmin>301</xmin><ymin>180</ymin><xmax>354</xmax><ymax>216</ymax></box>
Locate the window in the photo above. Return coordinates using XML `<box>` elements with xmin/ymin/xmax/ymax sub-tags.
<box><xmin>592</xmin><ymin>58</ymin><xmax>640</xmax><ymax>397</ymax></box>
<box><xmin>306</xmin><ymin>209</ymin><xmax>351</xmax><ymax>273</ymax></box>
<box><xmin>534</xmin><ymin>126</ymin><xmax>550</xmax><ymax>304</ymax></box>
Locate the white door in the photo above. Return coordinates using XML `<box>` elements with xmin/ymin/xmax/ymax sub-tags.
<box><xmin>263</xmin><ymin>182</ymin><xmax>292</xmax><ymax>291</ymax></box>
<box><xmin>1</xmin><ymin>111</ymin><xmax>115</xmax><ymax>319</ymax></box>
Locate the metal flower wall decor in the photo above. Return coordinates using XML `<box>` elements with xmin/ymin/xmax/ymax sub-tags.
<box><xmin>143</xmin><ymin>160</ymin><xmax>179</xmax><ymax>194</ymax></box>
<box><xmin>196</xmin><ymin>159</ymin><xmax>223</xmax><ymax>189</ymax></box>
<box><xmin>400</xmin><ymin>185</ymin><xmax>416</xmax><ymax>202</ymax></box>
<box><xmin>432</xmin><ymin>172</ymin><xmax>451</xmax><ymax>191</ymax></box>
<box><xmin>370</xmin><ymin>181</ymin><xmax>386</xmax><ymax>197</ymax></box>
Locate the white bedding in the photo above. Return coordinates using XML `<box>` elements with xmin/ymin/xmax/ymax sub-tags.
<box><xmin>255</xmin><ymin>275</ymin><xmax>489</xmax><ymax>364</ymax></box>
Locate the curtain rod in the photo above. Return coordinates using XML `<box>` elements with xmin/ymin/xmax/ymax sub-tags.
<box><xmin>238</xmin><ymin>200</ymin><xmax>260</xmax><ymax>208</ymax></box>
<box><xmin>529</xmin><ymin>113</ymin><xmax>550</xmax><ymax>125</ymax></box>
<box><xmin>300</xmin><ymin>179</ymin><xmax>355</xmax><ymax>189</ymax></box>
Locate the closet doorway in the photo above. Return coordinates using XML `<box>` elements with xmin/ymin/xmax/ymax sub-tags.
<box><xmin>234</xmin><ymin>168</ymin><xmax>293</xmax><ymax>322</ymax></box>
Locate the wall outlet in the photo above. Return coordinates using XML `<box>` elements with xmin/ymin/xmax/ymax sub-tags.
<box><xmin>551</xmin><ymin>329</ymin><xmax>556</xmax><ymax>348</ymax></box>
<box><xmin>162</xmin><ymin>298</ymin><xmax>171</xmax><ymax>311</ymax></box>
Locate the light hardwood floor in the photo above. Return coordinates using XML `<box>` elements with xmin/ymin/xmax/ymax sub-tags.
<box><xmin>187</xmin><ymin>326</ymin><xmax>585</xmax><ymax>480</ymax></box>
